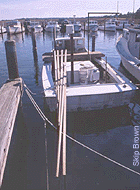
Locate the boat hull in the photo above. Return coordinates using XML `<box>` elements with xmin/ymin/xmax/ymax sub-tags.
<box><xmin>98</xmin><ymin>25</ymin><xmax>116</xmax><ymax>31</ymax></box>
<box><xmin>45</xmin><ymin>26</ymin><xmax>60</xmax><ymax>32</ymax></box>
<box><xmin>6</xmin><ymin>26</ymin><xmax>25</xmax><ymax>34</ymax></box>
<box><xmin>116</xmin><ymin>34</ymin><xmax>140</xmax><ymax>82</ymax></box>
<box><xmin>44</xmin><ymin>90</ymin><xmax>135</xmax><ymax>112</ymax></box>
<box><xmin>86</xmin><ymin>25</ymin><xmax>98</xmax><ymax>32</ymax></box>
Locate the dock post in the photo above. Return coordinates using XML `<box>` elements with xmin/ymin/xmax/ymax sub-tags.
<box><xmin>104</xmin><ymin>21</ymin><xmax>106</xmax><ymax>31</ymax></box>
<box><xmin>21</xmin><ymin>22</ymin><xmax>23</xmax><ymax>33</ymax></box>
<box><xmin>84</xmin><ymin>22</ymin><xmax>85</xmax><ymax>37</ymax></box>
<box><xmin>53</xmin><ymin>26</ymin><xmax>56</xmax><ymax>50</ymax></box>
<box><xmin>1</xmin><ymin>25</ymin><xmax>3</xmax><ymax>34</ymax></box>
<box><xmin>70</xmin><ymin>33</ymin><xmax>74</xmax><ymax>84</ymax></box>
<box><xmin>139</xmin><ymin>45</ymin><xmax>140</xmax><ymax>60</ymax></box>
<box><xmin>5</xmin><ymin>40</ymin><xmax>19</xmax><ymax>79</ymax></box>
<box><xmin>31</xmin><ymin>27</ymin><xmax>37</xmax><ymax>51</ymax></box>
<box><xmin>88</xmin><ymin>13</ymin><xmax>90</xmax><ymax>54</ymax></box>
<box><xmin>92</xmin><ymin>35</ymin><xmax>95</xmax><ymax>51</ymax></box>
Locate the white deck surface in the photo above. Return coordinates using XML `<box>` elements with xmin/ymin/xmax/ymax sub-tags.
<box><xmin>42</xmin><ymin>60</ymin><xmax>137</xmax><ymax>98</ymax></box>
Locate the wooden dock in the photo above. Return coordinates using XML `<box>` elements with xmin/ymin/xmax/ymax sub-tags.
<box><xmin>0</xmin><ymin>78</ymin><xmax>23</xmax><ymax>187</ymax></box>
<box><xmin>0</xmin><ymin>40</ymin><xmax>23</xmax><ymax>187</ymax></box>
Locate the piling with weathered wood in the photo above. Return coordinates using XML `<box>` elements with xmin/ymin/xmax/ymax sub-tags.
<box><xmin>0</xmin><ymin>40</ymin><xmax>23</xmax><ymax>187</ymax></box>
<box><xmin>1</xmin><ymin>25</ymin><xmax>3</xmax><ymax>34</ymax></box>
<box><xmin>70</xmin><ymin>33</ymin><xmax>74</xmax><ymax>84</ymax></box>
<box><xmin>5</xmin><ymin>40</ymin><xmax>19</xmax><ymax>79</ymax></box>
<box><xmin>92</xmin><ymin>35</ymin><xmax>95</xmax><ymax>51</ymax></box>
<box><xmin>31</xmin><ymin>27</ymin><xmax>37</xmax><ymax>51</ymax></box>
<box><xmin>104</xmin><ymin>21</ymin><xmax>106</xmax><ymax>31</ymax></box>
<box><xmin>84</xmin><ymin>22</ymin><xmax>85</xmax><ymax>37</ymax></box>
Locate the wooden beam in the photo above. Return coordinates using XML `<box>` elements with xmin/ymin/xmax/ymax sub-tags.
<box><xmin>0</xmin><ymin>78</ymin><xmax>23</xmax><ymax>187</ymax></box>
<box><xmin>43</xmin><ymin>51</ymin><xmax>105</xmax><ymax>63</ymax></box>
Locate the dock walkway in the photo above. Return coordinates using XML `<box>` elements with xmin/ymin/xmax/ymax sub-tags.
<box><xmin>0</xmin><ymin>78</ymin><xmax>23</xmax><ymax>187</ymax></box>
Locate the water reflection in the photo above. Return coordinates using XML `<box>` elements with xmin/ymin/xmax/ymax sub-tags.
<box><xmin>6</xmin><ymin>33</ymin><xmax>24</xmax><ymax>43</ymax></box>
<box><xmin>33</xmin><ymin>49</ymin><xmax>39</xmax><ymax>85</ymax></box>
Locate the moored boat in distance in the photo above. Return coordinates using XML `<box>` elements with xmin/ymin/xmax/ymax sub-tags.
<box><xmin>27</xmin><ymin>21</ymin><xmax>43</xmax><ymax>33</ymax></box>
<box><xmin>6</xmin><ymin>20</ymin><xmax>25</xmax><ymax>34</ymax></box>
<box><xmin>86</xmin><ymin>20</ymin><xmax>99</xmax><ymax>32</ymax></box>
<box><xmin>116</xmin><ymin>28</ymin><xmax>140</xmax><ymax>82</ymax></box>
<box><xmin>74</xmin><ymin>22</ymin><xmax>82</xmax><ymax>33</ymax></box>
<box><xmin>98</xmin><ymin>19</ymin><xmax>116</xmax><ymax>32</ymax></box>
<box><xmin>0</xmin><ymin>26</ymin><xmax>7</xmax><ymax>34</ymax></box>
<box><xmin>42</xmin><ymin>36</ymin><xmax>137</xmax><ymax>112</ymax></box>
<box><xmin>45</xmin><ymin>21</ymin><xmax>60</xmax><ymax>32</ymax></box>
<box><xmin>115</xmin><ymin>19</ymin><xmax>130</xmax><ymax>30</ymax></box>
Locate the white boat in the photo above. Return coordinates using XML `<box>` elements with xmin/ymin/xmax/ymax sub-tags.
<box><xmin>86</xmin><ymin>20</ymin><xmax>99</xmax><ymax>32</ymax></box>
<box><xmin>6</xmin><ymin>20</ymin><xmax>25</xmax><ymax>34</ymax></box>
<box><xmin>27</xmin><ymin>21</ymin><xmax>43</xmax><ymax>33</ymax></box>
<box><xmin>42</xmin><ymin>36</ymin><xmax>137</xmax><ymax>112</ymax></box>
<box><xmin>45</xmin><ymin>21</ymin><xmax>60</xmax><ymax>32</ymax></box>
<box><xmin>98</xmin><ymin>20</ymin><xmax>116</xmax><ymax>32</ymax></box>
<box><xmin>116</xmin><ymin>28</ymin><xmax>140</xmax><ymax>82</ymax></box>
<box><xmin>74</xmin><ymin>22</ymin><xmax>82</xmax><ymax>32</ymax></box>
<box><xmin>115</xmin><ymin>20</ymin><xmax>130</xmax><ymax>30</ymax></box>
<box><xmin>0</xmin><ymin>26</ymin><xmax>7</xmax><ymax>34</ymax></box>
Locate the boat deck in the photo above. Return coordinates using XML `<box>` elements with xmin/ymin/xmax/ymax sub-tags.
<box><xmin>42</xmin><ymin>60</ymin><xmax>137</xmax><ymax>98</ymax></box>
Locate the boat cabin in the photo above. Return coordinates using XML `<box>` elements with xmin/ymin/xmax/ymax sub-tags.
<box><xmin>54</xmin><ymin>37</ymin><xmax>86</xmax><ymax>53</ymax></box>
<box><xmin>88</xmin><ymin>20</ymin><xmax>98</xmax><ymax>25</ymax></box>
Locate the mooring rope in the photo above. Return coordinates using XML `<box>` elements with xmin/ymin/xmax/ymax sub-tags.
<box><xmin>24</xmin><ymin>84</ymin><xmax>140</xmax><ymax>176</ymax></box>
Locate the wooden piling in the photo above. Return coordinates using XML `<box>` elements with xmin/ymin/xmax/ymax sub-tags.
<box><xmin>31</xmin><ymin>27</ymin><xmax>37</xmax><ymax>51</ymax></box>
<box><xmin>92</xmin><ymin>35</ymin><xmax>95</xmax><ymax>51</ymax></box>
<box><xmin>21</xmin><ymin>22</ymin><xmax>23</xmax><ymax>33</ymax></box>
<box><xmin>104</xmin><ymin>21</ymin><xmax>106</xmax><ymax>31</ymax></box>
<box><xmin>84</xmin><ymin>22</ymin><xmax>85</xmax><ymax>37</ymax></box>
<box><xmin>105</xmin><ymin>56</ymin><xmax>107</xmax><ymax>83</ymax></box>
<box><xmin>70</xmin><ymin>34</ymin><xmax>74</xmax><ymax>84</ymax></box>
<box><xmin>5</xmin><ymin>40</ymin><xmax>19</xmax><ymax>79</ymax></box>
<box><xmin>1</xmin><ymin>25</ymin><xmax>3</xmax><ymax>34</ymax></box>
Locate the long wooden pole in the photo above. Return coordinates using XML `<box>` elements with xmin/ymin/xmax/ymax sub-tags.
<box><xmin>63</xmin><ymin>62</ymin><xmax>67</xmax><ymax>175</ymax></box>
<box><xmin>63</xmin><ymin>50</ymin><xmax>67</xmax><ymax>175</ymax></box>
<box><xmin>56</xmin><ymin>50</ymin><xmax>64</xmax><ymax>177</ymax></box>
<box><xmin>56</xmin><ymin>50</ymin><xmax>67</xmax><ymax>178</ymax></box>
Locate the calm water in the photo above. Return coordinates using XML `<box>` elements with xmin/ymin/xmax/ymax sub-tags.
<box><xmin>0</xmin><ymin>30</ymin><xmax>140</xmax><ymax>190</ymax></box>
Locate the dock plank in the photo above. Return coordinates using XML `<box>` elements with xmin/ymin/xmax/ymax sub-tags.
<box><xmin>0</xmin><ymin>78</ymin><xmax>23</xmax><ymax>187</ymax></box>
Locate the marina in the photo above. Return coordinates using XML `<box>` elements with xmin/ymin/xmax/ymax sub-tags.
<box><xmin>0</xmin><ymin>18</ymin><xmax>140</xmax><ymax>190</ymax></box>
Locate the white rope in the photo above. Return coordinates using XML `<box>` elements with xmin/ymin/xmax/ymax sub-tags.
<box><xmin>24</xmin><ymin>83</ymin><xmax>36</xmax><ymax>95</ymax></box>
<box><xmin>25</xmin><ymin>86</ymin><xmax>57</xmax><ymax>129</ymax></box>
<box><xmin>24</xmin><ymin>84</ymin><xmax>140</xmax><ymax>176</ymax></box>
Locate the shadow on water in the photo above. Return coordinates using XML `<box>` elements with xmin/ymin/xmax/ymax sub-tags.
<box><xmin>43</xmin><ymin>98</ymin><xmax>132</xmax><ymax>136</ymax></box>
<box><xmin>67</xmin><ymin>106</ymin><xmax>132</xmax><ymax>135</ymax></box>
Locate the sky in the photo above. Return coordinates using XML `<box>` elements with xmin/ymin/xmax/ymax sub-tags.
<box><xmin>0</xmin><ymin>0</ymin><xmax>139</xmax><ymax>20</ymax></box>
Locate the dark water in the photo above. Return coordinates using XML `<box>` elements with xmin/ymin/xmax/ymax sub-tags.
<box><xmin>0</xmin><ymin>30</ymin><xmax>140</xmax><ymax>190</ymax></box>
